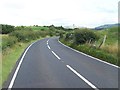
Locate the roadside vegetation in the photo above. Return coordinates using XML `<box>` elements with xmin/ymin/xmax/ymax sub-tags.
<box><xmin>60</xmin><ymin>27</ymin><xmax>119</xmax><ymax>66</ymax></box>
<box><xmin>1</xmin><ymin>24</ymin><xmax>64</xmax><ymax>87</ymax></box>
<box><xmin>1</xmin><ymin>24</ymin><xmax>119</xmax><ymax>88</ymax></box>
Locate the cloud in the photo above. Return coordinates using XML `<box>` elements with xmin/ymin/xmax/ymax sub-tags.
<box><xmin>0</xmin><ymin>0</ymin><xmax>119</xmax><ymax>27</ymax></box>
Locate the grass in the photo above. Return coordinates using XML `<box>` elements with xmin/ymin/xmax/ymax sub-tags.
<box><xmin>101</xmin><ymin>43</ymin><xmax>118</xmax><ymax>55</ymax></box>
<box><xmin>1</xmin><ymin>37</ymin><xmax>44</xmax><ymax>87</ymax></box>
<box><xmin>95</xmin><ymin>27</ymin><xmax>118</xmax><ymax>45</ymax></box>
<box><xmin>95</xmin><ymin>27</ymin><xmax>118</xmax><ymax>56</ymax></box>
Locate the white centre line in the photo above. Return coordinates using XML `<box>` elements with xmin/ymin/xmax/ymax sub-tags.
<box><xmin>47</xmin><ymin>45</ymin><xmax>51</xmax><ymax>49</ymax></box>
<box><xmin>66</xmin><ymin>65</ymin><xmax>99</xmax><ymax>90</ymax></box>
<box><xmin>47</xmin><ymin>39</ymin><xmax>51</xmax><ymax>49</ymax></box>
<box><xmin>51</xmin><ymin>51</ymin><xmax>61</xmax><ymax>60</ymax></box>
<box><xmin>8</xmin><ymin>42</ymin><xmax>36</xmax><ymax>88</ymax></box>
<box><xmin>47</xmin><ymin>40</ymin><xmax>49</xmax><ymax>43</ymax></box>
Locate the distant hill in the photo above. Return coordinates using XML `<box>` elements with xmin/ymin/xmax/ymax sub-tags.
<box><xmin>94</xmin><ymin>23</ymin><xmax>120</xmax><ymax>30</ymax></box>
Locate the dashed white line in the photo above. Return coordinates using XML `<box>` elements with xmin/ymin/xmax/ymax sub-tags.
<box><xmin>47</xmin><ymin>40</ymin><xmax>49</xmax><ymax>43</ymax></box>
<box><xmin>51</xmin><ymin>51</ymin><xmax>61</xmax><ymax>60</ymax></box>
<box><xmin>47</xmin><ymin>39</ymin><xmax>61</xmax><ymax>61</ymax></box>
<box><xmin>47</xmin><ymin>40</ymin><xmax>49</xmax><ymax>45</ymax></box>
<box><xmin>66</xmin><ymin>65</ymin><xmax>99</xmax><ymax>90</ymax></box>
<box><xmin>8</xmin><ymin>41</ymin><xmax>36</xmax><ymax>88</ymax></box>
<box><xmin>47</xmin><ymin>45</ymin><xmax>51</xmax><ymax>49</ymax></box>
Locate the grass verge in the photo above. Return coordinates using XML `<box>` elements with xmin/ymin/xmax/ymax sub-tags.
<box><xmin>60</xmin><ymin>38</ymin><xmax>119</xmax><ymax>67</ymax></box>
<box><xmin>1</xmin><ymin>37</ymin><xmax>44</xmax><ymax>87</ymax></box>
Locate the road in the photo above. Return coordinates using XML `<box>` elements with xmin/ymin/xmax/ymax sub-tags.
<box><xmin>3</xmin><ymin>37</ymin><xmax>119</xmax><ymax>89</ymax></box>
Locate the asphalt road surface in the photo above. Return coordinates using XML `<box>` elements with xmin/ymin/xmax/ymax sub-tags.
<box><xmin>3</xmin><ymin>37</ymin><xmax>119</xmax><ymax>89</ymax></box>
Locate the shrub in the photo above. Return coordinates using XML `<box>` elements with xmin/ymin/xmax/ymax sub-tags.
<box><xmin>65</xmin><ymin>32</ymin><xmax>74</xmax><ymax>40</ymax></box>
<box><xmin>1</xmin><ymin>24</ymin><xmax>15</xmax><ymax>34</ymax></box>
<box><xmin>2</xmin><ymin>36</ymin><xmax>17</xmax><ymax>50</ymax></box>
<box><xmin>60</xmin><ymin>32</ymin><xmax>63</xmax><ymax>38</ymax></box>
<box><xmin>9</xmin><ymin>30</ymin><xmax>42</xmax><ymax>42</ymax></box>
<box><xmin>74</xmin><ymin>29</ymin><xmax>99</xmax><ymax>44</ymax></box>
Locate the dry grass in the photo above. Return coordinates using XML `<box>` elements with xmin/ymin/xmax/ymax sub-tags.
<box><xmin>101</xmin><ymin>42</ymin><xmax>118</xmax><ymax>55</ymax></box>
<box><xmin>0</xmin><ymin>34</ymin><xmax>8</xmax><ymax>37</ymax></box>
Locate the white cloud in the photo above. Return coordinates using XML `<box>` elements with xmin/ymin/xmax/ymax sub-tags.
<box><xmin>0</xmin><ymin>0</ymin><xmax>119</xmax><ymax>27</ymax></box>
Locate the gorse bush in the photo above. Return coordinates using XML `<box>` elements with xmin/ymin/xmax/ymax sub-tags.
<box><xmin>74</xmin><ymin>29</ymin><xmax>99</xmax><ymax>44</ymax></box>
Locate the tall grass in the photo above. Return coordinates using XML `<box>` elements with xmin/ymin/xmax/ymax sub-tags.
<box><xmin>101</xmin><ymin>43</ymin><xmax>118</xmax><ymax>55</ymax></box>
<box><xmin>96</xmin><ymin>27</ymin><xmax>118</xmax><ymax>56</ymax></box>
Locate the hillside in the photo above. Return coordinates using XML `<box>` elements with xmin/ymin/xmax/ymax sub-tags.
<box><xmin>94</xmin><ymin>23</ymin><xmax>120</xmax><ymax>30</ymax></box>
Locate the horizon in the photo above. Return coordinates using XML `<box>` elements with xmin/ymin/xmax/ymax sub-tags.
<box><xmin>0</xmin><ymin>23</ymin><xmax>118</xmax><ymax>29</ymax></box>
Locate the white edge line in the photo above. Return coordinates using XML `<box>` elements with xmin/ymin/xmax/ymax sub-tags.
<box><xmin>8</xmin><ymin>41</ymin><xmax>36</xmax><ymax>88</ymax></box>
<box><xmin>66</xmin><ymin>65</ymin><xmax>99</xmax><ymax>90</ymax></box>
<box><xmin>51</xmin><ymin>51</ymin><xmax>61</xmax><ymax>60</ymax></box>
<box><xmin>58</xmin><ymin>40</ymin><xmax>119</xmax><ymax>68</ymax></box>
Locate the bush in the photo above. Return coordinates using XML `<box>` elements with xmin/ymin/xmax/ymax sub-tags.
<box><xmin>74</xmin><ymin>28</ymin><xmax>99</xmax><ymax>44</ymax></box>
<box><xmin>65</xmin><ymin>32</ymin><xmax>74</xmax><ymax>40</ymax></box>
<box><xmin>2</xmin><ymin>36</ymin><xmax>17</xmax><ymax>50</ymax></box>
<box><xmin>9</xmin><ymin>30</ymin><xmax>42</xmax><ymax>42</ymax></box>
<box><xmin>60</xmin><ymin>32</ymin><xmax>63</xmax><ymax>38</ymax></box>
<box><xmin>0</xmin><ymin>24</ymin><xmax>15</xmax><ymax>34</ymax></box>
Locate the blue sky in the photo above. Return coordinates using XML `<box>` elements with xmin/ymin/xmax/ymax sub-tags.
<box><xmin>0</xmin><ymin>0</ymin><xmax>119</xmax><ymax>28</ymax></box>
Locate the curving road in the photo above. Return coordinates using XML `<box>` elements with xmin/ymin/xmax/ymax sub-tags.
<box><xmin>3</xmin><ymin>37</ymin><xmax>119</xmax><ymax>89</ymax></box>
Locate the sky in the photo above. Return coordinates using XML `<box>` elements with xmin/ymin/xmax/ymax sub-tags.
<box><xmin>0</xmin><ymin>0</ymin><xmax>119</xmax><ymax>28</ymax></box>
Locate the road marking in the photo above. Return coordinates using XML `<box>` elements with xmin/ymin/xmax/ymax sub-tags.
<box><xmin>8</xmin><ymin>41</ymin><xmax>36</xmax><ymax>88</ymax></box>
<box><xmin>58</xmin><ymin>40</ymin><xmax>119</xmax><ymax>68</ymax></box>
<box><xmin>47</xmin><ymin>40</ymin><xmax>49</xmax><ymax>45</ymax></box>
<box><xmin>47</xmin><ymin>45</ymin><xmax>51</xmax><ymax>49</ymax></box>
<box><xmin>66</xmin><ymin>65</ymin><xmax>99</xmax><ymax>90</ymax></box>
<box><xmin>47</xmin><ymin>40</ymin><xmax>49</xmax><ymax>44</ymax></box>
<box><xmin>51</xmin><ymin>51</ymin><xmax>61</xmax><ymax>60</ymax></box>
